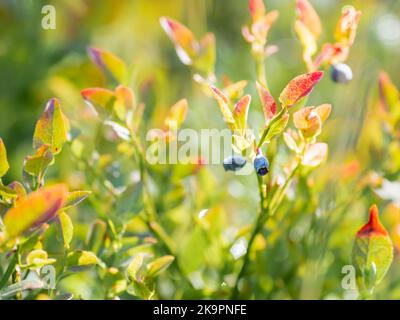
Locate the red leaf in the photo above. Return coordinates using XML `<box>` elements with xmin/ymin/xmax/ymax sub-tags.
<box><xmin>279</xmin><ymin>71</ymin><xmax>323</xmax><ymax>107</ymax></box>
<box><xmin>249</xmin><ymin>0</ymin><xmax>266</xmax><ymax>21</ymax></box>
<box><xmin>357</xmin><ymin>205</ymin><xmax>389</xmax><ymax>238</ymax></box>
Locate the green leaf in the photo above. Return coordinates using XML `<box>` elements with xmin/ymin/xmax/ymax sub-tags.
<box><xmin>3</xmin><ymin>184</ymin><xmax>68</xmax><ymax>238</ymax></box>
<box><xmin>24</xmin><ymin>145</ymin><xmax>54</xmax><ymax>177</ymax></box>
<box><xmin>352</xmin><ymin>205</ymin><xmax>393</xmax><ymax>294</ymax></box>
<box><xmin>67</xmin><ymin>250</ymin><xmax>98</xmax><ymax>272</ymax></box>
<box><xmin>87</xmin><ymin>220</ymin><xmax>107</xmax><ymax>255</ymax></box>
<box><xmin>62</xmin><ymin>190</ymin><xmax>91</xmax><ymax>211</ymax></box>
<box><xmin>88</xmin><ymin>47</ymin><xmax>128</xmax><ymax>84</ymax></box>
<box><xmin>146</xmin><ymin>255</ymin><xmax>175</xmax><ymax>278</ymax></box>
<box><xmin>33</xmin><ymin>98</ymin><xmax>69</xmax><ymax>155</ymax></box>
<box><xmin>193</xmin><ymin>33</ymin><xmax>216</xmax><ymax>78</ymax></box>
<box><xmin>0</xmin><ymin>184</ymin><xmax>17</xmax><ymax>201</ymax></box>
<box><xmin>0</xmin><ymin>138</ymin><xmax>9</xmax><ymax>178</ymax></box>
<box><xmin>259</xmin><ymin>109</ymin><xmax>289</xmax><ymax>145</ymax></box>
<box><xmin>116</xmin><ymin>183</ymin><xmax>143</xmax><ymax>219</ymax></box>
<box><xmin>127</xmin><ymin>253</ymin><xmax>146</xmax><ymax>283</ymax></box>
<box><xmin>58</xmin><ymin>212</ymin><xmax>73</xmax><ymax>249</ymax></box>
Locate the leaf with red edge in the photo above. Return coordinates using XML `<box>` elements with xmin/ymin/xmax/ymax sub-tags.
<box><xmin>352</xmin><ymin>205</ymin><xmax>393</xmax><ymax>293</ymax></box>
<box><xmin>160</xmin><ymin>17</ymin><xmax>198</xmax><ymax>65</ymax></box>
<box><xmin>209</xmin><ymin>85</ymin><xmax>235</xmax><ymax>128</ymax></box>
<box><xmin>294</xmin><ymin>20</ymin><xmax>317</xmax><ymax>70</ymax></box>
<box><xmin>296</xmin><ymin>0</ymin><xmax>321</xmax><ymax>39</ymax></box>
<box><xmin>88</xmin><ymin>47</ymin><xmax>128</xmax><ymax>84</ymax></box>
<box><xmin>334</xmin><ymin>6</ymin><xmax>361</xmax><ymax>47</ymax></box>
<box><xmin>249</xmin><ymin>0</ymin><xmax>266</xmax><ymax>21</ymax></box>
<box><xmin>233</xmin><ymin>95</ymin><xmax>251</xmax><ymax>131</ymax></box>
<box><xmin>256</xmin><ymin>81</ymin><xmax>276</xmax><ymax>123</ymax></box>
<box><xmin>81</xmin><ymin>88</ymin><xmax>116</xmax><ymax>115</ymax></box>
<box><xmin>3</xmin><ymin>184</ymin><xmax>68</xmax><ymax>238</ymax></box>
<box><xmin>279</xmin><ymin>71</ymin><xmax>323</xmax><ymax>107</ymax></box>
<box><xmin>33</xmin><ymin>98</ymin><xmax>69</xmax><ymax>155</ymax></box>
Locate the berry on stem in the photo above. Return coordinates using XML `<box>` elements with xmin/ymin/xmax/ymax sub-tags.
<box><xmin>330</xmin><ymin>63</ymin><xmax>353</xmax><ymax>83</ymax></box>
<box><xmin>254</xmin><ymin>149</ymin><xmax>269</xmax><ymax>176</ymax></box>
<box><xmin>223</xmin><ymin>155</ymin><xmax>247</xmax><ymax>172</ymax></box>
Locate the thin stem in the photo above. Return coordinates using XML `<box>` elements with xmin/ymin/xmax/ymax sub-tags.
<box><xmin>254</xmin><ymin>53</ymin><xmax>268</xmax><ymax>90</ymax></box>
<box><xmin>231</xmin><ymin>162</ymin><xmax>300</xmax><ymax>299</ymax></box>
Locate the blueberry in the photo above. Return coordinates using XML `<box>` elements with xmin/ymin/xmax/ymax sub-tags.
<box><xmin>254</xmin><ymin>153</ymin><xmax>269</xmax><ymax>176</ymax></box>
<box><xmin>330</xmin><ymin>63</ymin><xmax>353</xmax><ymax>83</ymax></box>
<box><xmin>223</xmin><ymin>155</ymin><xmax>247</xmax><ymax>171</ymax></box>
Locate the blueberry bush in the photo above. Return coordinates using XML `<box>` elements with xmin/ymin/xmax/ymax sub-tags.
<box><xmin>1</xmin><ymin>0</ymin><xmax>400</xmax><ymax>300</ymax></box>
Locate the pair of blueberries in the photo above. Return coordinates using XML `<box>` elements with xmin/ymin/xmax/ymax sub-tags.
<box><xmin>223</xmin><ymin>152</ymin><xmax>269</xmax><ymax>176</ymax></box>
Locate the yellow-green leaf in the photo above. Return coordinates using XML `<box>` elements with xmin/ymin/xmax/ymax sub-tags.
<box><xmin>33</xmin><ymin>98</ymin><xmax>69</xmax><ymax>155</ymax></box>
<box><xmin>3</xmin><ymin>184</ymin><xmax>68</xmax><ymax>238</ymax></box>
<box><xmin>24</xmin><ymin>145</ymin><xmax>54</xmax><ymax>177</ymax></box>
<box><xmin>81</xmin><ymin>88</ymin><xmax>116</xmax><ymax>115</ymax></box>
<box><xmin>0</xmin><ymin>138</ymin><xmax>9</xmax><ymax>178</ymax></box>
<box><xmin>67</xmin><ymin>250</ymin><xmax>98</xmax><ymax>272</ymax></box>
<box><xmin>164</xmin><ymin>99</ymin><xmax>188</xmax><ymax>130</ymax></box>
<box><xmin>146</xmin><ymin>255</ymin><xmax>175</xmax><ymax>278</ymax></box>
<box><xmin>209</xmin><ymin>85</ymin><xmax>235</xmax><ymax>129</ymax></box>
<box><xmin>88</xmin><ymin>47</ymin><xmax>128</xmax><ymax>84</ymax></box>
<box><xmin>26</xmin><ymin>249</ymin><xmax>56</xmax><ymax>268</ymax></box>
<box><xmin>62</xmin><ymin>190</ymin><xmax>91</xmax><ymax>211</ymax></box>
<box><xmin>58</xmin><ymin>212</ymin><xmax>73</xmax><ymax>249</ymax></box>
<box><xmin>127</xmin><ymin>253</ymin><xmax>146</xmax><ymax>283</ymax></box>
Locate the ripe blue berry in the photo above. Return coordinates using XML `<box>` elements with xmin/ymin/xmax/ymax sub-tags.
<box><xmin>330</xmin><ymin>63</ymin><xmax>353</xmax><ymax>83</ymax></box>
<box><xmin>223</xmin><ymin>155</ymin><xmax>247</xmax><ymax>172</ymax></box>
<box><xmin>254</xmin><ymin>153</ymin><xmax>269</xmax><ymax>176</ymax></box>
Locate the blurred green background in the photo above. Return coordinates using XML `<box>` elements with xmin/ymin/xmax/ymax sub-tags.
<box><xmin>1</xmin><ymin>0</ymin><xmax>400</xmax><ymax>299</ymax></box>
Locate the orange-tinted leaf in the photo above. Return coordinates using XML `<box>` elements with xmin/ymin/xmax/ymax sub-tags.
<box><xmin>114</xmin><ymin>85</ymin><xmax>136</xmax><ymax>120</ymax></box>
<box><xmin>164</xmin><ymin>99</ymin><xmax>188</xmax><ymax>130</ymax></box>
<box><xmin>81</xmin><ymin>88</ymin><xmax>116</xmax><ymax>114</ymax></box>
<box><xmin>334</xmin><ymin>6</ymin><xmax>361</xmax><ymax>46</ymax></box>
<box><xmin>249</xmin><ymin>0</ymin><xmax>266</xmax><ymax>21</ymax></box>
<box><xmin>224</xmin><ymin>80</ymin><xmax>248</xmax><ymax>101</ymax></box>
<box><xmin>279</xmin><ymin>71</ymin><xmax>323</xmax><ymax>107</ymax></box>
<box><xmin>233</xmin><ymin>95</ymin><xmax>251</xmax><ymax>130</ymax></box>
<box><xmin>0</xmin><ymin>138</ymin><xmax>9</xmax><ymax>177</ymax></box>
<box><xmin>256</xmin><ymin>81</ymin><xmax>276</xmax><ymax>122</ymax></box>
<box><xmin>33</xmin><ymin>98</ymin><xmax>69</xmax><ymax>155</ymax></box>
<box><xmin>160</xmin><ymin>17</ymin><xmax>199</xmax><ymax>65</ymax></box>
<box><xmin>314</xmin><ymin>103</ymin><xmax>332</xmax><ymax>122</ymax></box>
<box><xmin>3</xmin><ymin>184</ymin><xmax>68</xmax><ymax>237</ymax></box>
<box><xmin>294</xmin><ymin>20</ymin><xmax>317</xmax><ymax>70</ymax></box>
<box><xmin>296</xmin><ymin>0</ymin><xmax>321</xmax><ymax>39</ymax></box>
<box><xmin>301</xmin><ymin>142</ymin><xmax>327</xmax><ymax>167</ymax></box>
<box><xmin>293</xmin><ymin>107</ymin><xmax>322</xmax><ymax>139</ymax></box>
<box><xmin>209</xmin><ymin>85</ymin><xmax>235</xmax><ymax>127</ymax></box>
<box><xmin>88</xmin><ymin>47</ymin><xmax>128</xmax><ymax>84</ymax></box>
